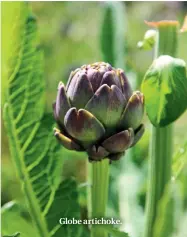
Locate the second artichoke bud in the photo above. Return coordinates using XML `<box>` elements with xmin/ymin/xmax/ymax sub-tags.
<box><xmin>53</xmin><ymin>62</ymin><xmax>144</xmax><ymax>162</ymax></box>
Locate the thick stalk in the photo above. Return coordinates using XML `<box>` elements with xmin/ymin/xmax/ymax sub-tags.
<box><xmin>91</xmin><ymin>159</ymin><xmax>110</xmax><ymax>237</ymax></box>
<box><xmin>144</xmin><ymin>22</ymin><xmax>178</xmax><ymax>237</ymax></box>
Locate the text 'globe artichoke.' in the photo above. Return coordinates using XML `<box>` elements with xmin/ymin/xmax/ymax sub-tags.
<box><xmin>53</xmin><ymin>62</ymin><xmax>144</xmax><ymax>162</ymax></box>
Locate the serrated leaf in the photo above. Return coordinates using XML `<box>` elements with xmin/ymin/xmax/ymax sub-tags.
<box><xmin>2</xmin><ymin>179</ymin><xmax>82</xmax><ymax>237</ymax></box>
<box><xmin>44</xmin><ymin>178</ymin><xmax>81</xmax><ymax>237</ymax></box>
<box><xmin>142</xmin><ymin>55</ymin><xmax>187</xmax><ymax>126</ymax></box>
<box><xmin>3</xmin><ymin>2</ymin><xmax>82</xmax><ymax>237</ymax></box>
<box><xmin>4</xmin><ymin>109</ymin><xmax>82</xmax><ymax>237</ymax></box>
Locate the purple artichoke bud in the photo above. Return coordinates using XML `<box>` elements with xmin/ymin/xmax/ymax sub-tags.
<box><xmin>53</xmin><ymin>62</ymin><xmax>144</xmax><ymax>162</ymax></box>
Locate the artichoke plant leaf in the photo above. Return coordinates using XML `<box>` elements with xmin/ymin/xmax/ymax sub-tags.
<box><xmin>3</xmin><ymin>2</ymin><xmax>82</xmax><ymax>237</ymax></box>
<box><xmin>1</xmin><ymin>201</ymin><xmax>39</xmax><ymax>237</ymax></box>
<box><xmin>1</xmin><ymin>179</ymin><xmax>82</xmax><ymax>237</ymax></box>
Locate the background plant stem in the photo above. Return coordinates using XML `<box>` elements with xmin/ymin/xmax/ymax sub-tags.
<box><xmin>144</xmin><ymin>22</ymin><xmax>178</xmax><ymax>237</ymax></box>
<box><xmin>91</xmin><ymin>159</ymin><xmax>110</xmax><ymax>237</ymax></box>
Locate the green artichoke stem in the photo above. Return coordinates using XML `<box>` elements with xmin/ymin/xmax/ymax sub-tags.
<box><xmin>90</xmin><ymin>158</ymin><xmax>109</xmax><ymax>237</ymax></box>
<box><xmin>144</xmin><ymin>21</ymin><xmax>178</xmax><ymax>237</ymax></box>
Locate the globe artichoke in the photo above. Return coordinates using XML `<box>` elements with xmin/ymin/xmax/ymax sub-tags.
<box><xmin>53</xmin><ymin>62</ymin><xmax>144</xmax><ymax>162</ymax></box>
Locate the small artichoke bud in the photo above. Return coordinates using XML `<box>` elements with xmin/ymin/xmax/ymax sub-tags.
<box><xmin>53</xmin><ymin>62</ymin><xmax>145</xmax><ymax>162</ymax></box>
<box><xmin>137</xmin><ymin>29</ymin><xmax>157</xmax><ymax>50</ymax></box>
<box><xmin>142</xmin><ymin>55</ymin><xmax>187</xmax><ymax>127</ymax></box>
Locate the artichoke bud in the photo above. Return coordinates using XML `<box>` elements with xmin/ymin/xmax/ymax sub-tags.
<box><xmin>53</xmin><ymin>62</ymin><xmax>145</xmax><ymax>162</ymax></box>
<box><xmin>137</xmin><ymin>29</ymin><xmax>157</xmax><ymax>50</ymax></box>
<box><xmin>142</xmin><ymin>55</ymin><xmax>187</xmax><ymax>127</ymax></box>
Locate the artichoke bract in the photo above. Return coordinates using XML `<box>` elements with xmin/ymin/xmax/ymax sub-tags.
<box><xmin>53</xmin><ymin>62</ymin><xmax>144</xmax><ymax>162</ymax></box>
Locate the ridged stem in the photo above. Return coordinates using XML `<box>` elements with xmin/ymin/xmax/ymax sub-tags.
<box><xmin>144</xmin><ymin>21</ymin><xmax>178</xmax><ymax>237</ymax></box>
<box><xmin>91</xmin><ymin>159</ymin><xmax>110</xmax><ymax>237</ymax></box>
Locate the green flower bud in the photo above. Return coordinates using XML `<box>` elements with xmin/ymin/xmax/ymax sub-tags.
<box><xmin>137</xmin><ymin>29</ymin><xmax>157</xmax><ymax>50</ymax></box>
<box><xmin>142</xmin><ymin>55</ymin><xmax>187</xmax><ymax>127</ymax></box>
